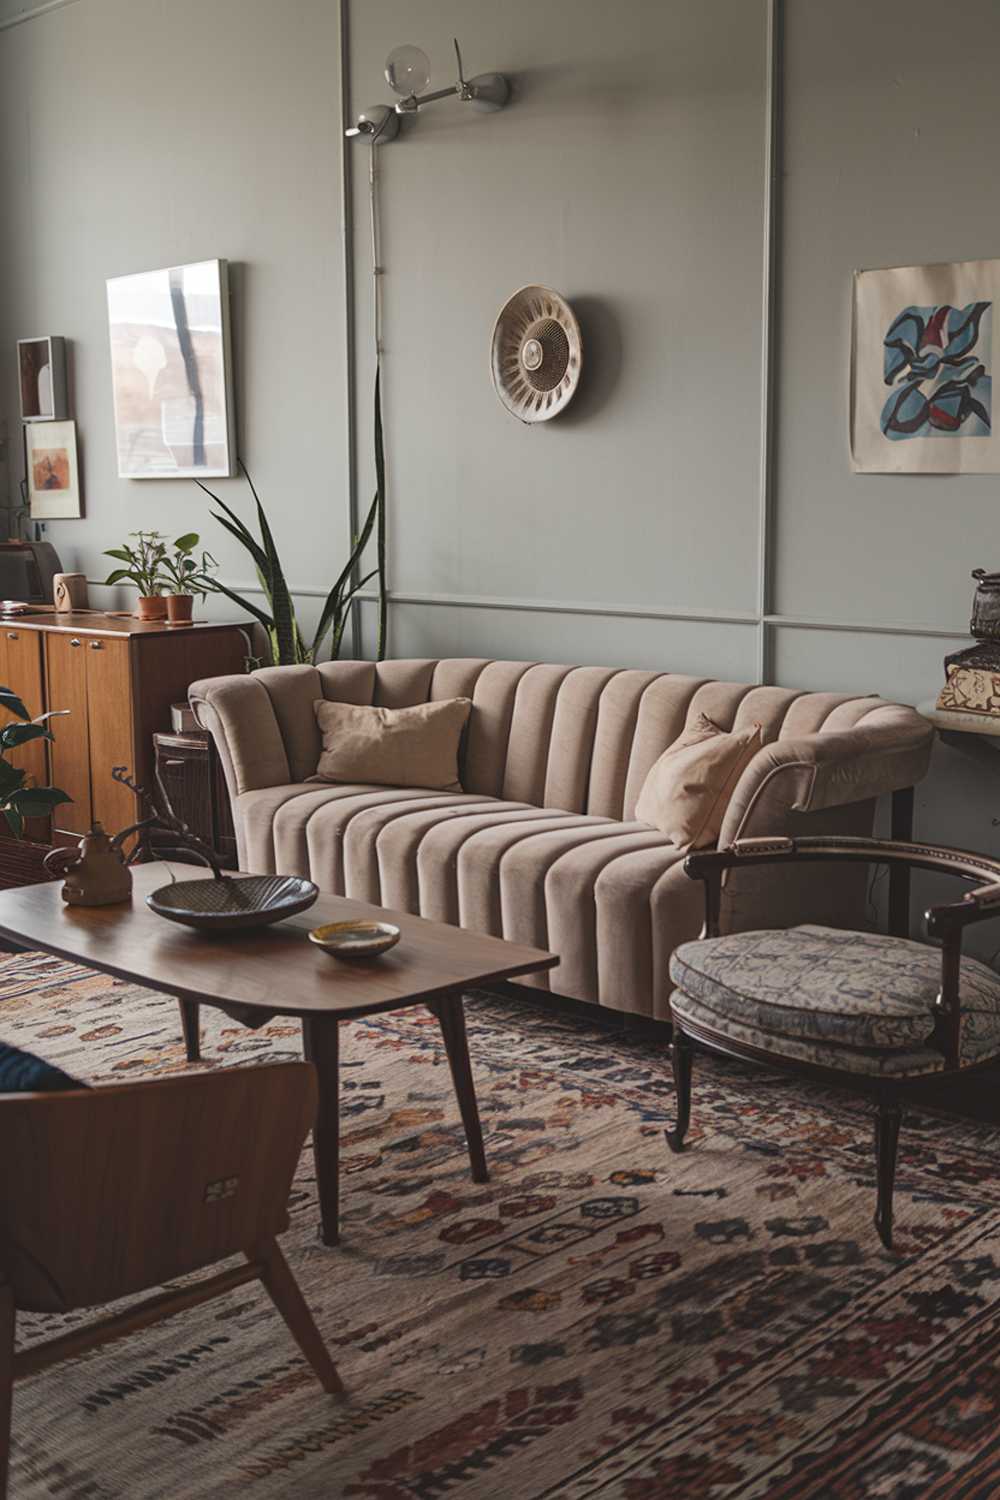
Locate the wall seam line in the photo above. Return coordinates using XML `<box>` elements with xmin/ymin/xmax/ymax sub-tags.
<box><xmin>756</xmin><ymin>0</ymin><xmax>783</xmax><ymax>685</ymax></box>
<box><xmin>338</xmin><ymin>0</ymin><xmax>360</xmax><ymax>659</ymax></box>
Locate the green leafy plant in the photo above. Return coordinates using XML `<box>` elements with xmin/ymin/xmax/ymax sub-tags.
<box><xmin>0</xmin><ymin>688</ymin><xmax>70</xmax><ymax>836</ymax></box>
<box><xmin>158</xmin><ymin>532</ymin><xmax>219</xmax><ymax>599</ymax></box>
<box><xmin>102</xmin><ymin>531</ymin><xmax>169</xmax><ymax>597</ymax></box>
<box><xmin>196</xmin><ymin>374</ymin><xmax>388</xmax><ymax>665</ymax></box>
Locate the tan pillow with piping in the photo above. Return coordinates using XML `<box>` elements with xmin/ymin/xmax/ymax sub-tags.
<box><xmin>311</xmin><ymin>697</ymin><xmax>471</xmax><ymax>791</ymax></box>
<box><xmin>635</xmin><ymin>713</ymin><xmax>764</xmax><ymax>849</ymax></box>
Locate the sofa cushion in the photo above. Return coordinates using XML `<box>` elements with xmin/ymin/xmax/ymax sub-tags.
<box><xmin>236</xmin><ymin>782</ymin><xmax>703</xmax><ymax>1019</ymax></box>
<box><xmin>239</xmin><ymin>783</ymin><xmax>493</xmax><ymax>888</ymax></box>
<box><xmin>666</xmin><ymin>990</ymin><xmax>982</xmax><ymax>1077</ymax></box>
<box><xmin>311</xmin><ymin>697</ymin><xmax>472</xmax><ymax>791</ymax></box>
<box><xmin>635</xmin><ymin>714</ymin><xmax>764</xmax><ymax>849</ymax></box>
<box><xmin>670</xmin><ymin>925</ymin><xmax>1000</xmax><ymax>1059</ymax></box>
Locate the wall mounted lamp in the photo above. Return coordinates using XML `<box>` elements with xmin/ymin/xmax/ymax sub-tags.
<box><xmin>345</xmin><ymin>38</ymin><xmax>509</xmax><ymax>145</ymax></box>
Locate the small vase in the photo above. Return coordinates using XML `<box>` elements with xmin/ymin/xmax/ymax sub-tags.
<box><xmin>166</xmin><ymin>594</ymin><xmax>194</xmax><ymax>624</ymax></box>
<box><xmin>136</xmin><ymin>595</ymin><xmax>167</xmax><ymax>621</ymax></box>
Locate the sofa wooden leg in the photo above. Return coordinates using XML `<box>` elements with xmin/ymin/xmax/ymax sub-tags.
<box><xmin>874</xmin><ymin>1096</ymin><xmax>903</xmax><ymax>1251</ymax></box>
<box><xmin>666</xmin><ymin>1026</ymin><xmax>694</xmax><ymax>1154</ymax></box>
<box><xmin>888</xmin><ymin>787</ymin><xmax>914</xmax><ymax>938</ymax></box>
<box><xmin>1</xmin><ymin>1282</ymin><xmax>14</xmax><ymax>1500</ymax></box>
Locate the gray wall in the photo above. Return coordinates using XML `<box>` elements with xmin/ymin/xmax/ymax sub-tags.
<box><xmin>0</xmin><ymin>0</ymin><xmax>352</xmax><ymax>647</ymax></box>
<box><xmin>1</xmin><ymin>0</ymin><xmax>999</xmax><ymax>872</ymax></box>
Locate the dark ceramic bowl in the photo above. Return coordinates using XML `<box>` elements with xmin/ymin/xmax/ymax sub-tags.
<box><xmin>147</xmin><ymin>874</ymin><xmax>319</xmax><ymax>932</ymax></box>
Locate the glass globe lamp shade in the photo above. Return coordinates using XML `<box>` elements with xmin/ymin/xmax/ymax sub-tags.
<box><xmin>385</xmin><ymin>45</ymin><xmax>431</xmax><ymax>98</ymax></box>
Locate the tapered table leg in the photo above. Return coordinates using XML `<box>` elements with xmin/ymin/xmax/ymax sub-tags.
<box><xmin>179</xmin><ymin>1000</ymin><xmax>200</xmax><ymax>1062</ymax></box>
<box><xmin>428</xmin><ymin>993</ymin><xmax>488</xmax><ymax>1183</ymax></box>
<box><xmin>302</xmin><ymin>1016</ymin><xmax>341</xmax><ymax>1246</ymax></box>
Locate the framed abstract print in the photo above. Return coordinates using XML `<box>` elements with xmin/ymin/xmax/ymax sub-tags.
<box><xmin>851</xmin><ymin>257</ymin><xmax>998</xmax><ymax>473</ymax></box>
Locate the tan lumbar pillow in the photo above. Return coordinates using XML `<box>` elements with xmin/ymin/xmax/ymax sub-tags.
<box><xmin>311</xmin><ymin>697</ymin><xmax>472</xmax><ymax>791</ymax></box>
<box><xmin>635</xmin><ymin>713</ymin><xmax>764</xmax><ymax>848</ymax></box>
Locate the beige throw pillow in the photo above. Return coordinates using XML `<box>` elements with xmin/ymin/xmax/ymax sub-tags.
<box><xmin>311</xmin><ymin>697</ymin><xmax>472</xmax><ymax>791</ymax></box>
<box><xmin>635</xmin><ymin>713</ymin><xmax>764</xmax><ymax>849</ymax></box>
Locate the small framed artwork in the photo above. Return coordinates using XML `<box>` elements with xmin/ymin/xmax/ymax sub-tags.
<box><xmin>852</xmin><ymin>256</ymin><xmax>998</xmax><ymax>473</ymax></box>
<box><xmin>17</xmin><ymin>336</ymin><xmax>68</xmax><ymax>421</ymax></box>
<box><xmin>106</xmin><ymin>258</ymin><xmax>236</xmax><ymax>479</ymax></box>
<box><xmin>25</xmin><ymin>420</ymin><xmax>82</xmax><ymax>519</ymax></box>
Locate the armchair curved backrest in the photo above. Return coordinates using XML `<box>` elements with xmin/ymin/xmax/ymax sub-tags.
<box><xmin>0</xmin><ymin>1062</ymin><xmax>316</xmax><ymax>1313</ymax></box>
<box><xmin>684</xmin><ymin>835</ymin><xmax>1000</xmax><ymax>1068</ymax></box>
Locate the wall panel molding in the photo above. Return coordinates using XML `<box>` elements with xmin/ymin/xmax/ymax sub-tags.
<box><xmin>755</xmin><ymin>0</ymin><xmax>782</xmax><ymax>682</ymax></box>
<box><xmin>83</xmin><ymin>574</ymin><xmax>966</xmax><ymax>646</ymax></box>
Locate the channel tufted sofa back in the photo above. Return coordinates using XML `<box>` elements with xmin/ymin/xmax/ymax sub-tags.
<box><xmin>199</xmin><ymin>657</ymin><xmax>922</xmax><ymax>816</ymax></box>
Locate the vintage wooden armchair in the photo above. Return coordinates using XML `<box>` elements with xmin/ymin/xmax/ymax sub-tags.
<box><xmin>666</xmin><ymin>835</ymin><xmax>1000</xmax><ymax>1250</ymax></box>
<box><xmin>0</xmin><ymin>1062</ymin><xmax>342</xmax><ymax>1496</ymax></box>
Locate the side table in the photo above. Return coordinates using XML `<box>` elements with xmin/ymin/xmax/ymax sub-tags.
<box><xmin>153</xmin><ymin>730</ymin><xmax>237</xmax><ymax>868</ymax></box>
<box><xmin>918</xmin><ymin>701</ymin><xmax>1000</xmax><ymax>764</ymax></box>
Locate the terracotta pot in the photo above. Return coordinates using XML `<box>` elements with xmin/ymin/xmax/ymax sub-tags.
<box><xmin>166</xmin><ymin>594</ymin><xmax>194</xmax><ymax>624</ymax></box>
<box><xmin>136</xmin><ymin>595</ymin><xmax>167</xmax><ymax>621</ymax></box>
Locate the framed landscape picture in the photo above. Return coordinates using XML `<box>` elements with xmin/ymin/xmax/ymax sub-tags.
<box><xmin>106</xmin><ymin>258</ymin><xmax>236</xmax><ymax>479</ymax></box>
<box><xmin>25</xmin><ymin>419</ymin><xmax>82</xmax><ymax>519</ymax></box>
<box><xmin>852</xmin><ymin>257</ymin><xmax>998</xmax><ymax>473</ymax></box>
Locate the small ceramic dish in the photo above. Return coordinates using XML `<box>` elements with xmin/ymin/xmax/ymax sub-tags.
<box><xmin>309</xmin><ymin>919</ymin><xmax>401</xmax><ymax>959</ymax></box>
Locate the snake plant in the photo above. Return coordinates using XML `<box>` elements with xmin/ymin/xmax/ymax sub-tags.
<box><xmin>196</xmin><ymin>373</ymin><xmax>388</xmax><ymax>665</ymax></box>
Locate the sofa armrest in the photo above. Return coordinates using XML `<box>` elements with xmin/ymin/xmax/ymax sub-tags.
<box><xmin>718</xmin><ymin>704</ymin><xmax>934</xmax><ymax>847</ymax></box>
<box><xmin>188</xmin><ymin>673</ymin><xmax>292</xmax><ymax>801</ymax></box>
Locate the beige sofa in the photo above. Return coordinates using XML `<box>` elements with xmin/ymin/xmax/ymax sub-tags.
<box><xmin>189</xmin><ymin>658</ymin><xmax>934</xmax><ymax>1022</ymax></box>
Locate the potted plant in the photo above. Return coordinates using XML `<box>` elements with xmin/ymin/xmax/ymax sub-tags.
<box><xmin>0</xmin><ymin>686</ymin><xmax>70</xmax><ymax>837</ymax></box>
<box><xmin>103</xmin><ymin>531</ymin><xmax>169</xmax><ymax>619</ymax></box>
<box><xmin>158</xmin><ymin>532</ymin><xmax>219</xmax><ymax>623</ymax></box>
<box><xmin>193</xmin><ymin>374</ymin><xmax>388</xmax><ymax>664</ymax></box>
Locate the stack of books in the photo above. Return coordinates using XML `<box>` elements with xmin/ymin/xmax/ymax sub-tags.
<box><xmin>937</xmin><ymin>642</ymin><xmax>1000</xmax><ymax>717</ymax></box>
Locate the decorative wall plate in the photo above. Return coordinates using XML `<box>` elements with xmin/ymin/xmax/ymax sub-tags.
<box><xmin>491</xmin><ymin>285</ymin><xmax>582</xmax><ymax>423</ymax></box>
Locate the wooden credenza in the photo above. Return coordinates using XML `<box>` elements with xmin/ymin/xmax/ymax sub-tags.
<box><xmin>0</xmin><ymin>612</ymin><xmax>248</xmax><ymax>843</ymax></box>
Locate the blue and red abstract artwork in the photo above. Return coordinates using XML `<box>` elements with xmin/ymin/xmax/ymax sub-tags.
<box><xmin>882</xmin><ymin>301</ymin><xmax>991</xmax><ymax>440</ymax></box>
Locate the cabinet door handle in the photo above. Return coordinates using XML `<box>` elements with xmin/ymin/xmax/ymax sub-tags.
<box><xmin>70</xmin><ymin>638</ymin><xmax>81</xmax><ymax>647</ymax></box>
<box><xmin>162</xmin><ymin>758</ymin><xmax>185</xmax><ymax>768</ymax></box>
<box><xmin>89</xmin><ymin>641</ymin><xmax>103</xmax><ymax>650</ymax></box>
<box><xmin>6</xmin><ymin>632</ymin><xmax>17</xmax><ymax>641</ymax></box>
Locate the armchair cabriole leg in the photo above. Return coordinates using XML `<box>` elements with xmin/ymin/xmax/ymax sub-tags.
<box><xmin>666</xmin><ymin>1026</ymin><xmax>694</xmax><ymax>1153</ymax></box>
<box><xmin>874</xmin><ymin>1096</ymin><xmax>903</xmax><ymax>1251</ymax></box>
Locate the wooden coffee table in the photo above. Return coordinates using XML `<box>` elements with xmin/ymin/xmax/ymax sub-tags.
<box><xmin>0</xmin><ymin>866</ymin><xmax>557</xmax><ymax>1245</ymax></box>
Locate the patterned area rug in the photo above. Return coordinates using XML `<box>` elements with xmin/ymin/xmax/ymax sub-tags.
<box><xmin>6</xmin><ymin>951</ymin><xmax>1000</xmax><ymax>1498</ymax></box>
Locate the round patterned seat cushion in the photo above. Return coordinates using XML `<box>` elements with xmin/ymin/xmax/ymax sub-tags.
<box><xmin>669</xmin><ymin>925</ymin><xmax>1000</xmax><ymax>1063</ymax></box>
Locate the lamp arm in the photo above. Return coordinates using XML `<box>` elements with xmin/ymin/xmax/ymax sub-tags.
<box><xmin>400</xmin><ymin>84</ymin><xmax>461</xmax><ymax>109</ymax></box>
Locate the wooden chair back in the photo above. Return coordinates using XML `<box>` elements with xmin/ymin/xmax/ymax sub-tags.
<box><xmin>0</xmin><ymin>1062</ymin><xmax>316</xmax><ymax>1313</ymax></box>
